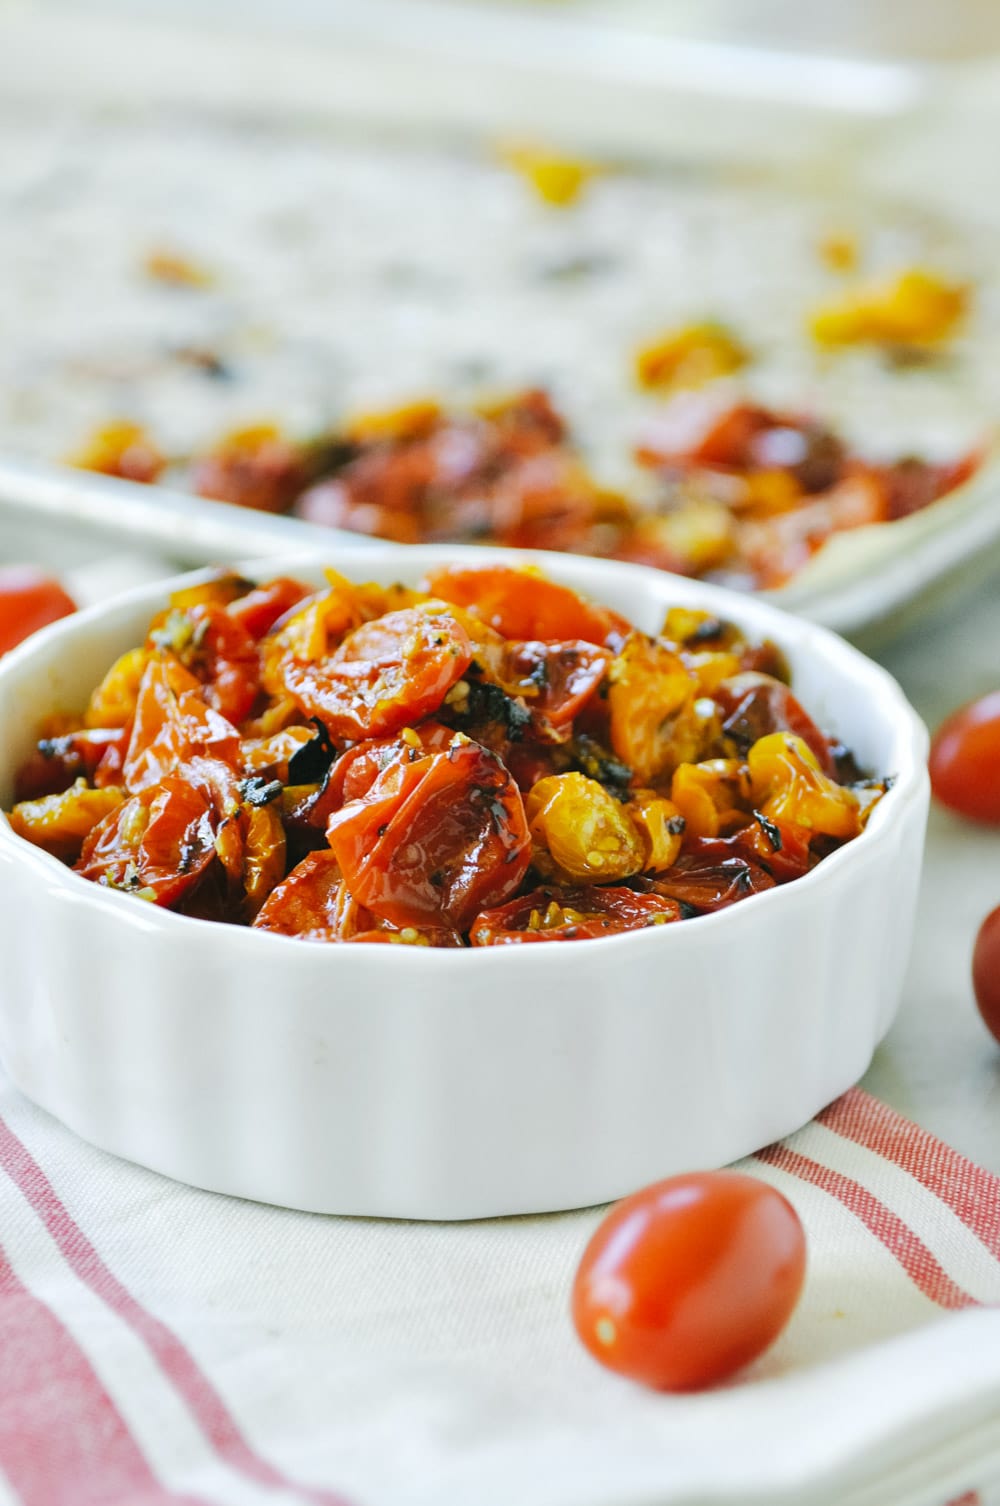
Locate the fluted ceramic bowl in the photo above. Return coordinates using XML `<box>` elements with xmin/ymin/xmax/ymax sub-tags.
<box><xmin>0</xmin><ymin>546</ymin><xmax>928</xmax><ymax>1219</ymax></box>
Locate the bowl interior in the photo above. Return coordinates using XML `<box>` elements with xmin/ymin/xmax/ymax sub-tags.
<box><xmin>0</xmin><ymin>543</ymin><xmax>923</xmax><ymax>829</ymax></box>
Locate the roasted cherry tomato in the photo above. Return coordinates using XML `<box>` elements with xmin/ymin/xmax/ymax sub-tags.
<box><xmin>648</xmin><ymin>849</ymin><xmax>776</xmax><ymax>913</ymax></box>
<box><xmin>149</xmin><ymin>603</ymin><xmax>260</xmax><ymax>724</ymax></box>
<box><xmin>423</xmin><ymin>565</ymin><xmax>628</xmax><ymax>647</ymax></box>
<box><xmin>254</xmin><ymin>851</ymin><xmax>360</xmax><ymax>940</ymax></box>
<box><xmin>7</xmin><ymin>781</ymin><xmax>125</xmax><ymax>861</ymax></box>
<box><xmin>930</xmin><ymin>691</ymin><xmax>1000</xmax><ymax>824</ymax></box>
<box><xmin>14</xmin><ymin>727</ymin><xmax>131</xmax><ymax>800</ymax></box>
<box><xmin>191</xmin><ymin>424</ymin><xmax>308</xmax><ymax>515</ymax></box>
<box><xmin>469</xmin><ymin>885</ymin><xmax>680</xmax><ymax>943</ymax></box>
<box><xmin>716</xmin><ymin>671</ymin><xmax>833</xmax><ymax>775</ymax></box>
<box><xmin>572</xmin><ymin>1170</ymin><xmax>806</xmax><ymax>1391</ymax></box>
<box><xmin>607</xmin><ymin>635</ymin><xmax>695</xmax><ymax>785</ymax></box>
<box><xmin>124</xmin><ymin>658</ymin><xmax>241</xmax><ymax>792</ymax></box>
<box><xmin>973</xmin><ymin>905</ymin><xmax>1000</xmax><ymax>1044</ymax></box>
<box><xmin>76</xmin><ymin>778</ymin><xmax>218</xmax><ymax>907</ymax></box>
<box><xmin>226</xmin><ymin>577</ymin><xmax>311</xmax><ymax>639</ymax></box>
<box><xmin>282</xmin><ymin>606</ymin><xmax>473</xmax><ymax>742</ymax></box>
<box><xmin>499</xmin><ymin>640</ymin><xmax>610</xmax><ymax>729</ymax></box>
<box><xmin>326</xmin><ymin>738</ymin><xmax>530</xmax><ymax>930</ymax></box>
<box><xmin>0</xmin><ymin>567</ymin><xmax>76</xmax><ymax>655</ymax></box>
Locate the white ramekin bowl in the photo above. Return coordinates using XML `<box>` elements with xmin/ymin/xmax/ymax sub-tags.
<box><xmin>0</xmin><ymin>546</ymin><xmax>928</xmax><ymax>1219</ymax></box>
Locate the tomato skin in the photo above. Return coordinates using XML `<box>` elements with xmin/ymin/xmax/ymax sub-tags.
<box><xmin>0</xmin><ymin>567</ymin><xmax>76</xmax><ymax>655</ymax></box>
<box><xmin>282</xmin><ymin>606</ymin><xmax>473</xmax><ymax>741</ymax></box>
<box><xmin>973</xmin><ymin>905</ymin><xmax>1000</xmax><ymax>1043</ymax></box>
<box><xmin>124</xmin><ymin>658</ymin><xmax>241</xmax><ymax>792</ymax></box>
<box><xmin>470</xmin><ymin>885</ymin><xmax>680</xmax><ymax>944</ymax></box>
<box><xmin>572</xmin><ymin>1171</ymin><xmax>806</xmax><ymax>1392</ymax></box>
<box><xmin>503</xmin><ymin>640</ymin><xmax>611</xmax><ymax>729</ymax></box>
<box><xmin>423</xmin><ymin>565</ymin><xmax>628</xmax><ymax>648</ymax></box>
<box><xmin>716</xmin><ymin>672</ymin><xmax>834</xmax><ymax>776</ymax></box>
<box><xmin>327</xmin><ymin>739</ymin><xmax>531</xmax><ymax>931</ymax></box>
<box><xmin>227</xmin><ymin>578</ymin><xmax>311</xmax><ymax>640</ymax></box>
<box><xmin>76</xmin><ymin>778</ymin><xmax>218</xmax><ymax>907</ymax></box>
<box><xmin>930</xmin><ymin>692</ymin><xmax>1000</xmax><ymax>824</ymax></box>
<box><xmin>151</xmin><ymin>603</ymin><xmax>260</xmax><ymax>724</ymax></box>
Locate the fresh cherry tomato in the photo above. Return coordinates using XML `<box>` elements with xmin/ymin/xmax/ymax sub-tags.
<box><xmin>0</xmin><ymin>567</ymin><xmax>76</xmax><ymax>655</ymax></box>
<box><xmin>326</xmin><ymin>739</ymin><xmax>530</xmax><ymax>930</ymax></box>
<box><xmin>572</xmin><ymin>1170</ymin><xmax>806</xmax><ymax>1391</ymax></box>
<box><xmin>423</xmin><ymin>565</ymin><xmax>628</xmax><ymax>647</ymax></box>
<box><xmin>282</xmin><ymin>606</ymin><xmax>473</xmax><ymax>742</ymax></box>
<box><xmin>930</xmin><ymin>692</ymin><xmax>1000</xmax><ymax>824</ymax></box>
<box><xmin>470</xmin><ymin>886</ymin><xmax>680</xmax><ymax>944</ymax></box>
<box><xmin>973</xmin><ymin>905</ymin><xmax>1000</xmax><ymax>1043</ymax></box>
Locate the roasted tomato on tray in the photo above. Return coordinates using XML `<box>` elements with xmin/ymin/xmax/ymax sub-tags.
<box><xmin>6</xmin><ymin>565</ymin><xmax>889</xmax><ymax>946</ymax></box>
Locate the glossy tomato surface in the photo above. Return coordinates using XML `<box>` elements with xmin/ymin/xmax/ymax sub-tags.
<box><xmin>0</xmin><ymin>567</ymin><xmax>76</xmax><ymax>655</ymax></box>
<box><xmin>929</xmin><ymin>692</ymin><xmax>1000</xmax><ymax>824</ymax></box>
<box><xmin>973</xmin><ymin>905</ymin><xmax>1000</xmax><ymax>1044</ymax></box>
<box><xmin>572</xmin><ymin>1170</ymin><xmax>806</xmax><ymax>1391</ymax></box>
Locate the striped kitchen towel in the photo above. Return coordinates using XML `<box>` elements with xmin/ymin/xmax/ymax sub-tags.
<box><xmin>0</xmin><ymin>1073</ymin><xmax>998</xmax><ymax>1506</ymax></box>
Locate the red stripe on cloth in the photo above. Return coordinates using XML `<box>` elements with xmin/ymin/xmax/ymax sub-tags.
<box><xmin>0</xmin><ymin>1243</ymin><xmax>209</xmax><ymax>1506</ymax></box>
<box><xmin>946</xmin><ymin>1493</ymin><xmax>981</xmax><ymax>1504</ymax></box>
<box><xmin>0</xmin><ymin>1115</ymin><xmax>354</xmax><ymax>1506</ymax></box>
<box><xmin>755</xmin><ymin>1144</ymin><xmax>979</xmax><ymax>1310</ymax></box>
<box><xmin>818</xmin><ymin>1088</ymin><xmax>1000</xmax><ymax>1261</ymax></box>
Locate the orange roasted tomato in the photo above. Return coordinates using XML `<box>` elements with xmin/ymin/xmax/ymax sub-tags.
<box><xmin>423</xmin><ymin>564</ymin><xmax>628</xmax><ymax>647</ymax></box>
<box><xmin>281</xmin><ymin>605</ymin><xmax>473</xmax><ymax>741</ymax></box>
<box><xmin>5</xmin><ymin>567</ymin><xmax>883</xmax><ymax>944</ymax></box>
<box><xmin>572</xmin><ymin>1170</ymin><xmax>806</xmax><ymax>1391</ymax></box>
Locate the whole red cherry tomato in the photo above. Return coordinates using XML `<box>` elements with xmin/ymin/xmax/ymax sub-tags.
<box><xmin>929</xmin><ymin>692</ymin><xmax>1000</xmax><ymax>824</ymax></box>
<box><xmin>572</xmin><ymin>1170</ymin><xmax>806</xmax><ymax>1391</ymax></box>
<box><xmin>0</xmin><ymin>567</ymin><xmax>76</xmax><ymax>655</ymax></box>
<box><xmin>973</xmin><ymin>905</ymin><xmax>1000</xmax><ymax>1044</ymax></box>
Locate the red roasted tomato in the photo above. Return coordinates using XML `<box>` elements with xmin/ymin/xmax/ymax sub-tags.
<box><xmin>470</xmin><ymin>885</ymin><xmax>680</xmax><ymax>943</ymax></box>
<box><xmin>326</xmin><ymin>738</ymin><xmax>530</xmax><ymax>930</ymax></box>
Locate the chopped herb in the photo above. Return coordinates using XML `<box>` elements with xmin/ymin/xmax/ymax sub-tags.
<box><xmin>450</xmin><ymin>678</ymin><xmax>532</xmax><ymax>740</ymax></box>
<box><xmin>238</xmin><ymin>776</ymin><xmax>283</xmax><ymax>808</ymax></box>
<box><xmin>287</xmin><ymin>718</ymin><xmax>337</xmax><ymax>783</ymax></box>
<box><xmin>571</xmin><ymin>734</ymin><xmax>633</xmax><ymax>799</ymax></box>
<box><xmin>753</xmin><ymin>810</ymin><xmax>782</xmax><ymax>850</ymax></box>
<box><xmin>685</xmin><ymin>617</ymin><xmax>726</xmax><ymax>646</ymax></box>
